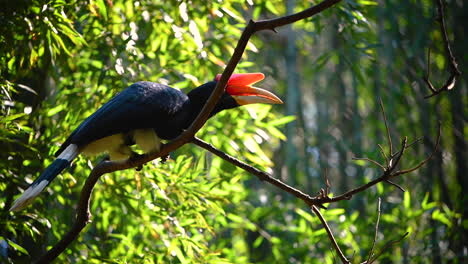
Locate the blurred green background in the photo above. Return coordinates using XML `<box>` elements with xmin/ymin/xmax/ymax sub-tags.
<box><xmin>1</xmin><ymin>0</ymin><xmax>466</xmax><ymax>263</ymax></box>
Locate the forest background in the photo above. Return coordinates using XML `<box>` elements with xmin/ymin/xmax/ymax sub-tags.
<box><xmin>0</xmin><ymin>0</ymin><xmax>466</xmax><ymax>263</ymax></box>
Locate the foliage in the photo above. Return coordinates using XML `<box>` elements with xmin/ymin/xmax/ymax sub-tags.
<box><xmin>1</xmin><ymin>0</ymin><xmax>466</xmax><ymax>263</ymax></box>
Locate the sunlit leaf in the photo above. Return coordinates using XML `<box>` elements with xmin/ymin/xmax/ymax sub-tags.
<box><xmin>6</xmin><ymin>239</ymin><xmax>29</xmax><ymax>255</ymax></box>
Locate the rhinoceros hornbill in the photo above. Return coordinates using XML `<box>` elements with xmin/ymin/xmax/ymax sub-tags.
<box><xmin>10</xmin><ymin>73</ymin><xmax>283</xmax><ymax>211</ymax></box>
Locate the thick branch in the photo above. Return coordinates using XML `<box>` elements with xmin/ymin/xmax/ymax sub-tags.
<box><xmin>254</xmin><ymin>0</ymin><xmax>342</xmax><ymax>31</ymax></box>
<box><xmin>193</xmin><ymin>0</ymin><xmax>343</xmax><ymax>136</ymax></box>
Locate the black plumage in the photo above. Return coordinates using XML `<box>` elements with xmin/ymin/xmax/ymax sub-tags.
<box><xmin>57</xmin><ymin>81</ymin><xmax>241</xmax><ymax>155</ymax></box>
<box><xmin>10</xmin><ymin>73</ymin><xmax>282</xmax><ymax>211</ymax></box>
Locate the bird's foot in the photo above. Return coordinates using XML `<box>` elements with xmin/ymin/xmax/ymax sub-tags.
<box><xmin>157</xmin><ymin>143</ymin><xmax>170</xmax><ymax>164</ymax></box>
<box><xmin>68</xmin><ymin>162</ymin><xmax>77</xmax><ymax>174</ymax></box>
<box><xmin>128</xmin><ymin>153</ymin><xmax>145</xmax><ymax>171</ymax></box>
<box><xmin>160</xmin><ymin>154</ymin><xmax>170</xmax><ymax>164</ymax></box>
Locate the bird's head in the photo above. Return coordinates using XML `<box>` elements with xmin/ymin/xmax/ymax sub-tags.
<box><xmin>188</xmin><ymin>73</ymin><xmax>283</xmax><ymax>116</ymax></box>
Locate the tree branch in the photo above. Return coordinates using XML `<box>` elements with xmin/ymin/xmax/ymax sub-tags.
<box><xmin>311</xmin><ymin>205</ymin><xmax>350</xmax><ymax>264</ymax></box>
<box><xmin>192</xmin><ymin>120</ymin><xmax>440</xmax><ymax>206</ymax></box>
<box><xmin>368</xmin><ymin>232</ymin><xmax>409</xmax><ymax>263</ymax></box>
<box><xmin>379</xmin><ymin>98</ymin><xmax>393</xmax><ymax>157</ymax></box>
<box><xmin>366</xmin><ymin>198</ymin><xmax>382</xmax><ymax>263</ymax></box>
<box><xmin>316</xmin><ymin>127</ymin><xmax>438</xmax><ymax>204</ymax></box>
<box><xmin>192</xmin><ymin>137</ymin><xmax>318</xmax><ymax>206</ymax></box>
<box><xmin>423</xmin><ymin>0</ymin><xmax>461</xmax><ymax>99</ymax></box>
<box><xmin>37</xmin><ymin>0</ymin><xmax>344</xmax><ymax>262</ymax></box>
<box><xmin>192</xmin><ymin>104</ymin><xmax>439</xmax><ymax>263</ymax></box>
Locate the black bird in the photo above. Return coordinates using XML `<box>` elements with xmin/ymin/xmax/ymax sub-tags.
<box><xmin>10</xmin><ymin>73</ymin><xmax>283</xmax><ymax>211</ymax></box>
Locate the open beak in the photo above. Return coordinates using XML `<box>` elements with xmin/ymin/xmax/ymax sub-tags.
<box><xmin>215</xmin><ymin>73</ymin><xmax>283</xmax><ymax>105</ymax></box>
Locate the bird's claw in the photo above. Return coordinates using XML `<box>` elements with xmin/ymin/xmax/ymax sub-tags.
<box><xmin>160</xmin><ymin>154</ymin><xmax>170</xmax><ymax>164</ymax></box>
<box><xmin>128</xmin><ymin>153</ymin><xmax>145</xmax><ymax>171</ymax></box>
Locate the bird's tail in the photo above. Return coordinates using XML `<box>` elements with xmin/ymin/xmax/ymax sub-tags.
<box><xmin>9</xmin><ymin>144</ymin><xmax>79</xmax><ymax>211</ymax></box>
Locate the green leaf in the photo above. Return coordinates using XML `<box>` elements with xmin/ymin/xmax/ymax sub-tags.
<box><xmin>47</xmin><ymin>104</ymin><xmax>65</xmax><ymax>116</ymax></box>
<box><xmin>432</xmin><ymin>209</ymin><xmax>452</xmax><ymax>227</ymax></box>
<box><xmin>95</xmin><ymin>0</ymin><xmax>108</xmax><ymax>20</ymax></box>
<box><xmin>403</xmin><ymin>190</ymin><xmax>411</xmax><ymax>209</ymax></box>
<box><xmin>265</xmin><ymin>126</ymin><xmax>286</xmax><ymax>140</ymax></box>
<box><xmin>6</xmin><ymin>239</ymin><xmax>29</xmax><ymax>255</ymax></box>
<box><xmin>2</xmin><ymin>113</ymin><xmax>26</xmax><ymax>122</ymax></box>
<box><xmin>253</xmin><ymin>236</ymin><xmax>264</xmax><ymax>248</ymax></box>
<box><xmin>268</xmin><ymin>115</ymin><xmax>296</xmax><ymax>127</ymax></box>
<box><xmin>421</xmin><ymin>192</ymin><xmax>436</xmax><ymax>210</ymax></box>
<box><xmin>358</xmin><ymin>0</ymin><xmax>378</xmax><ymax>5</ymax></box>
<box><xmin>265</xmin><ymin>1</ymin><xmax>279</xmax><ymax>15</ymax></box>
<box><xmin>295</xmin><ymin>208</ymin><xmax>315</xmax><ymax>223</ymax></box>
<box><xmin>352</xmin><ymin>159</ymin><xmax>367</xmax><ymax>166</ymax></box>
<box><xmin>325</xmin><ymin>208</ymin><xmax>346</xmax><ymax>216</ymax></box>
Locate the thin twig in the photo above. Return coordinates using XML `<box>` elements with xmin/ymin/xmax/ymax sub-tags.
<box><xmin>367</xmin><ymin>198</ymin><xmax>382</xmax><ymax>263</ymax></box>
<box><xmin>369</xmin><ymin>232</ymin><xmax>409</xmax><ymax>263</ymax></box>
<box><xmin>436</xmin><ymin>0</ymin><xmax>460</xmax><ymax>75</ymax></box>
<box><xmin>352</xmin><ymin>157</ymin><xmax>386</xmax><ymax>171</ymax></box>
<box><xmin>423</xmin><ymin>0</ymin><xmax>461</xmax><ymax>98</ymax></box>
<box><xmin>392</xmin><ymin>124</ymin><xmax>441</xmax><ymax>177</ymax></box>
<box><xmin>389</xmin><ymin>137</ymin><xmax>407</xmax><ymax>173</ymax></box>
<box><xmin>385</xmin><ymin>180</ymin><xmax>405</xmax><ymax>192</ymax></box>
<box><xmin>323</xmin><ymin>168</ymin><xmax>331</xmax><ymax>197</ymax></box>
<box><xmin>377</xmin><ymin>144</ymin><xmax>389</xmax><ymax>166</ymax></box>
<box><xmin>309</xmin><ymin>106</ymin><xmax>438</xmax><ymax>205</ymax></box>
<box><xmin>317</xmin><ymin>136</ymin><xmax>410</xmax><ymax>204</ymax></box>
<box><xmin>379</xmin><ymin>98</ymin><xmax>393</xmax><ymax>158</ymax></box>
<box><xmin>406</xmin><ymin>137</ymin><xmax>424</xmax><ymax>150</ymax></box>
<box><xmin>311</xmin><ymin>205</ymin><xmax>350</xmax><ymax>264</ymax></box>
<box><xmin>424</xmin><ymin>48</ymin><xmax>437</xmax><ymax>93</ymax></box>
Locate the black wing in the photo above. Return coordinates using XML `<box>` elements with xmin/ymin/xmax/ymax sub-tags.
<box><xmin>56</xmin><ymin>81</ymin><xmax>188</xmax><ymax>155</ymax></box>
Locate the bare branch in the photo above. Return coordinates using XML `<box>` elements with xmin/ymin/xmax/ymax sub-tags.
<box><xmin>369</xmin><ymin>232</ymin><xmax>409</xmax><ymax>263</ymax></box>
<box><xmin>311</xmin><ymin>206</ymin><xmax>350</xmax><ymax>264</ymax></box>
<box><xmin>423</xmin><ymin>48</ymin><xmax>436</xmax><ymax>93</ymax></box>
<box><xmin>406</xmin><ymin>137</ymin><xmax>424</xmax><ymax>150</ymax></box>
<box><xmin>385</xmin><ymin>180</ymin><xmax>406</xmax><ymax>192</ymax></box>
<box><xmin>389</xmin><ymin>137</ymin><xmax>408</xmax><ymax>173</ymax></box>
<box><xmin>192</xmin><ymin>137</ymin><xmax>319</xmax><ymax>206</ymax></box>
<box><xmin>435</xmin><ymin>0</ymin><xmax>460</xmax><ymax>75</ymax></box>
<box><xmin>367</xmin><ymin>198</ymin><xmax>382</xmax><ymax>263</ymax></box>
<box><xmin>379</xmin><ymin>98</ymin><xmax>393</xmax><ymax>157</ymax></box>
<box><xmin>352</xmin><ymin>157</ymin><xmax>386</xmax><ymax>171</ymax></box>
<box><xmin>316</xmin><ymin>127</ymin><xmax>436</xmax><ymax>205</ymax></box>
<box><xmin>323</xmin><ymin>169</ymin><xmax>331</xmax><ymax>197</ymax></box>
<box><xmin>423</xmin><ymin>0</ymin><xmax>461</xmax><ymax>98</ymax></box>
<box><xmin>377</xmin><ymin>144</ymin><xmax>389</xmax><ymax>166</ymax></box>
<box><xmin>392</xmin><ymin>124</ymin><xmax>441</xmax><ymax>177</ymax></box>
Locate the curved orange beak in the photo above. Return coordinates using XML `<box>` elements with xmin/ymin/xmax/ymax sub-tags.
<box><xmin>215</xmin><ymin>73</ymin><xmax>283</xmax><ymax>105</ymax></box>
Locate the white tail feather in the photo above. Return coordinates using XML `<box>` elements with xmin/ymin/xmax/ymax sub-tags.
<box><xmin>9</xmin><ymin>181</ymin><xmax>49</xmax><ymax>211</ymax></box>
<box><xmin>57</xmin><ymin>144</ymin><xmax>79</xmax><ymax>161</ymax></box>
<box><xmin>9</xmin><ymin>144</ymin><xmax>79</xmax><ymax>211</ymax></box>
